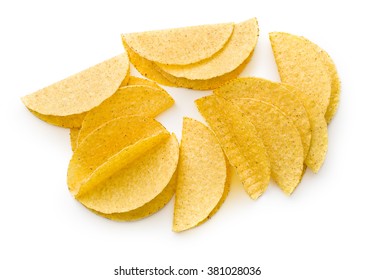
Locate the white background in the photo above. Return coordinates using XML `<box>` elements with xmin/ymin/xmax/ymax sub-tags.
<box><xmin>1</xmin><ymin>0</ymin><xmax>373</xmax><ymax>279</ymax></box>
